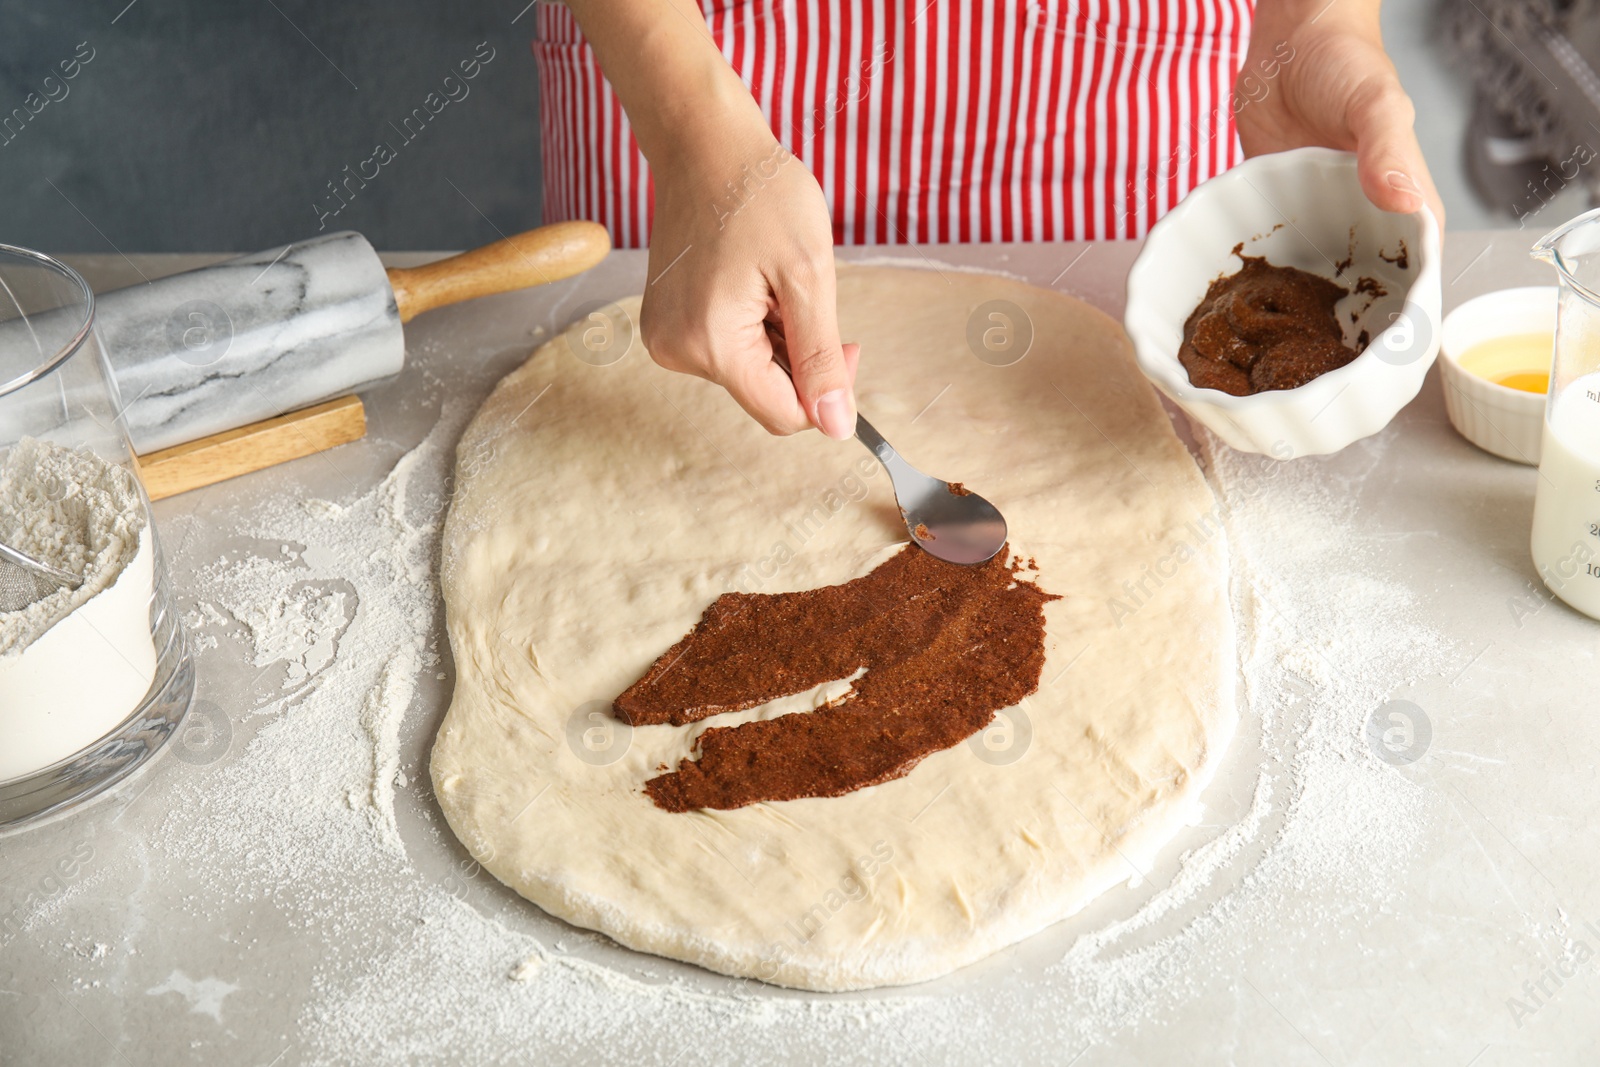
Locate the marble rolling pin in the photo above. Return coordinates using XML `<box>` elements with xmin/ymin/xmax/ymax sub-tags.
<box><xmin>79</xmin><ymin>221</ymin><xmax>609</xmax><ymax>455</ymax></box>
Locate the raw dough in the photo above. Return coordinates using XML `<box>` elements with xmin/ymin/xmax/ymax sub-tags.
<box><xmin>430</xmin><ymin>265</ymin><xmax>1235</xmax><ymax>991</ymax></box>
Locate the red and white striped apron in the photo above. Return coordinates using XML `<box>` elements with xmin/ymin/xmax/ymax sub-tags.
<box><xmin>534</xmin><ymin>1</ymin><xmax>1251</xmax><ymax>247</ymax></box>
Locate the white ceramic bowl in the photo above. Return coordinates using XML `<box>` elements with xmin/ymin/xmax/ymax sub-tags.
<box><xmin>1438</xmin><ymin>287</ymin><xmax>1552</xmax><ymax>465</ymax></box>
<box><xmin>1125</xmin><ymin>147</ymin><xmax>1443</xmax><ymax>458</ymax></box>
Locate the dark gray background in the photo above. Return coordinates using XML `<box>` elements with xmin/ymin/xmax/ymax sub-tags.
<box><xmin>1</xmin><ymin>0</ymin><xmax>543</xmax><ymax>253</ymax></box>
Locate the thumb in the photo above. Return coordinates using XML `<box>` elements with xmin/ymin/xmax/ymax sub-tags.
<box><xmin>773</xmin><ymin>269</ymin><xmax>856</xmax><ymax>440</ymax></box>
<box><xmin>1349</xmin><ymin>77</ymin><xmax>1444</xmax><ymax>229</ymax></box>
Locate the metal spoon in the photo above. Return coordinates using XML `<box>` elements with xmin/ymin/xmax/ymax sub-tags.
<box><xmin>767</xmin><ymin>327</ymin><xmax>1007</xmax><ymax>565</ymax></box>
<box><xmin>852</xmin><ymin>414</ymin><xmax>1008</xmax><ymax>565</ymax></box>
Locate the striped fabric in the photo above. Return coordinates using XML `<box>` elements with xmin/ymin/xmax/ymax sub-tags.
<box><xmin>534</xmin><ymin>1</ymin><xmax>1251</xmax><ymax>247</ymax></box>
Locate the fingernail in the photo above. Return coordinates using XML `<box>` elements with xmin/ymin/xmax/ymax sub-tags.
<box><xmin>1385</xmin><ymin>169</ymin><xmax>1421</xmax><ymax>197</ymax></box>
<box><xmin>815</xmin><ymin>389</ymin><xmax>855</xmax><ymax>440</ymax></box>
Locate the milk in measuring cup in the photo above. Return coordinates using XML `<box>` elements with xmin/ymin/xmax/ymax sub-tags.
<box><xmin>1531</xmin><ymin>372</ymin><xmax>1600</xmax><ymax>618</ymax></box>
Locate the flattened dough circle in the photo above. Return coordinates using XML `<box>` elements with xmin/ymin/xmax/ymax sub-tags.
<box><xmin>430</xmin><ymin>265</ymin><xmax>1235</xmax><ymax>991</ymax></box>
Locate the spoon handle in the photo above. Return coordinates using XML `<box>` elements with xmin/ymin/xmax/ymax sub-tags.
<box><xmin>852</xmin><ymin>414</ymin><xmax>899</xmax><ymax>469</ymax></box>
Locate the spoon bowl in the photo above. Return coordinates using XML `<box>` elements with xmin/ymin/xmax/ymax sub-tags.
<box><xmin>853</xmin><ymin>415</ymin><xmax>1007</xmax><ymax>564</ymax></box>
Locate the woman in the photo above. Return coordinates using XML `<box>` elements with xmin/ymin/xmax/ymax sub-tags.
<box><xmin>536</xmin><ymin>0</ymin><xmax>1442</xmax><ymax>440</ymax></box>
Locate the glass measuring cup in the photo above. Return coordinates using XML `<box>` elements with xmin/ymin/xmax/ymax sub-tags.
<box><xmin>1531</xmin><ymin>208</ymin><xmax>1600</xmax><ymax>620</ymax></box>
<box><xmin>0</xmin><ymin>244</ymin><xmax>193</xmax><ymax>830</ymax></box>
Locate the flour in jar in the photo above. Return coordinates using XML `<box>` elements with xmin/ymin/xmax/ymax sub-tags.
<box><xmin>0</xmin><ymin>437</ymin><xmax>156</xmax><ymax>781</ymax></box>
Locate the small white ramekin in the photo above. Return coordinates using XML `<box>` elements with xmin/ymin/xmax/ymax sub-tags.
<box><xmin>1125</xmin><ymin>147</ymin><xmax>1443</xmax><ymax>458</ymax></box>
<box><xmin>1437</xmin><ymin>287</ymin><xmax>1552</xmax><ymax>466</ymax></box>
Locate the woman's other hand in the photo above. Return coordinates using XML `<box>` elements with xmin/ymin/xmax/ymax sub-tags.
<box><xmin>1237</xmin><ymin>0</ymin><xmax>1446</xmax><ymax>230</ymax></box>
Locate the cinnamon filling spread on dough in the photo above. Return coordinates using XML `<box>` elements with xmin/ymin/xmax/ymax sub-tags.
<box><xmin>614</xmin><ymin>545</ymin><xmax>1059</xmax><ymax>812</ymax></box>
<box><xmin>1179</xmin><ymin>250</ymin><xmax>1375</xmax><ymax>396</ymax></box>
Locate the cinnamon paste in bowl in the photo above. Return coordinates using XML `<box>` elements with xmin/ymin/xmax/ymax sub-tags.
<box><xmin>1122</xmin><ymin>147</ymin><xmax>1443</xmax><ymax>458</ymax></box>
<box><xmin>1178</xmin><ymin>248</ymin><xmax>1383</xmax><ymax>396</ymax></box>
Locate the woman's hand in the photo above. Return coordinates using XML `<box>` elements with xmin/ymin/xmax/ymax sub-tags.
<box><xmin>565</xmin><ymin>0</ymin><xmax>857</xmax><ymax>438</ymax></box>
<box><xmin>1236</xmin><ymin>0</ymin><xmax>1446</xmax><ymax>229</ymax></box>
<box><xmin>644</xmin><ymin>114</ymin><xmax>858</xmax><ymax>437</ymax></box>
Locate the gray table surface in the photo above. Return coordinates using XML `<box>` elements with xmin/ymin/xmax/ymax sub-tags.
<box><xmin>3</xmin><ymin>234</ymin><xmax>1596</xmax><ymax>1066</ymax></box>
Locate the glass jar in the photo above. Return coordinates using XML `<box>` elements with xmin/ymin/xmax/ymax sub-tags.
<box><xmin>0</xmin><ymin>244</ymin><xmax>193</xmax><ymax>830</ymax></box>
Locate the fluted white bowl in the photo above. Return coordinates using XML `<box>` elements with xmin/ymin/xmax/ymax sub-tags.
<box><xmin>1125</xmin><ymin>147</ymin><xmax>1443</xmax><ymax>458</ymax></box>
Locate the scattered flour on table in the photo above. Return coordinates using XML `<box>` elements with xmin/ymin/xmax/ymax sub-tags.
<box><xmin>11</xmin><ymin>864</ymin><xmax>111</xmax><ymax>937</ymax></box>
<box><xmin>234</xmin><ymin>583</ymin><xmax>350</xmax><ymax>687</ymax></box>
<box><xmin>145</xmin><ymin>970</ymin><xmax>240</xmax><ymax>1024</ymax></box>
<box><xmin>154</xmin><ymin>408</ymin><xmax>446</xmax><ymax>883</ymax></box>
<box><xmin>507</xmin><ymin>953</ymin><xmax>543</xmax><ymax>983</ymax></box>
<box><xmin>359</xmin><ymin>644</ymin><xmax>421</xmax><ymax>853</ymax></box>
<box><xmin>135</xmin><ymin>396</ymin><xmax>1458</xmax><ymax>1063</ymax></box>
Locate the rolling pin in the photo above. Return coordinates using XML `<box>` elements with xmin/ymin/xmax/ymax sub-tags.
<box><xmin>64</xmin><ymin>221</ymin><xmax>608</xmax><ymax>454</ymax></box>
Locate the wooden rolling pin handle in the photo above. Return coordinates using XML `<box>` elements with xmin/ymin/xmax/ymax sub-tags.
<box><xmin>385</xmin><ymin>220</ymin><xmax>611</xmax><ymax>323</ymax></box>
